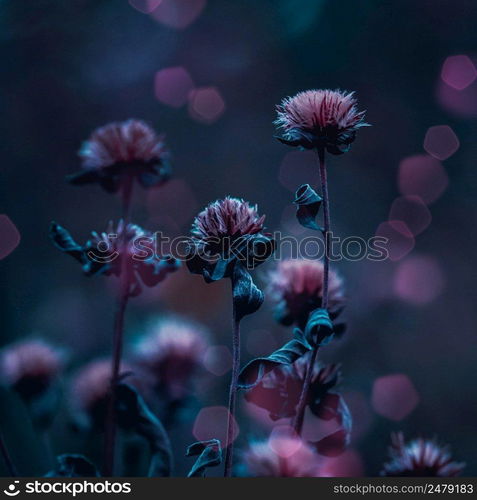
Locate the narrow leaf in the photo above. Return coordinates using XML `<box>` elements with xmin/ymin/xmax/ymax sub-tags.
<box><xmin>294</xmin><ymin>184</ymin><xmax>323</xmax><ymax>231</ymax></box>
<box><xmin>186</xmin><ymin>439</ymin><xmax>222</xmax><ymax>477</ymax></box>
<box><xmin>238</xmin><ymin>328</ymin><xmax>312</xmax><ymax>390</ymax></box>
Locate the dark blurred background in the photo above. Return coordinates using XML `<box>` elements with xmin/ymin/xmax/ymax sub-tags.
<box><xmin>1</xmin><ymin>0</ymin><xmax>476</xmax><ymax>477</ymax></box>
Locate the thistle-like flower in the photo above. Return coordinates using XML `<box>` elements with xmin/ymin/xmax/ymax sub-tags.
<box><xmin>68</xmin><ymin>119</ymin><xmax>171</xmax><ymax>192</ymax></box>
<box><xmin>246</xmin><ymin>353</ymin><xmax>341</xmax><ymax>421</ymax></box>
<box><xmin>275</xmin><ymin>89</ymin><xmax>368</xmax><ymax>154</ymax></box>
<box><xmin>50</xmin><ymin>220</ymin><xmax>179</xmax><ymax>296</ymax></box>
<box><xmin>187</xmin><ymin>197</ymin><xmax>274</xmax><ymax>281</ymax></box>
<box><xmin>134</xmin><ymin>317</ymin><xmax>208</xmax><ymax>400</ymax></box>
<box><xmin>268</xmin><ymin>259</ymin><xmax>344</xmax><ymax>329</ymax></box>
<box><xmin>242</xmin><ymin>437</ymin><xmax>322</xmax><ymax>477</ymax></box>
<box><xmin>0</xmin><ymin>340</ymin><xmax>64</xmax><ymax>400</ymax></box>
<box><xmin>381</xmin><ymin>433</ymin><xmax>465</xmax><ymax>477</ymax></box>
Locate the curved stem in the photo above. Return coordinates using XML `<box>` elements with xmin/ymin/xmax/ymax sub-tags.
<box><xmin>0</xmin><ymin>429</ymin><xmax>17</xmax><ymax>476</ymax></box>
<box><xmin>224</xmin><ymin>301</ymin><xmax>241</xmax><ymax>477</ymax></box>
<box><xmin>103</xmin><ymin>176</ymin><xmax>133</xmax><ymax>476</ymax></box>
<box><xmin>292</xmin><ymin>148</ymin><xmax>330</xmax><ymax>435</ymax></box>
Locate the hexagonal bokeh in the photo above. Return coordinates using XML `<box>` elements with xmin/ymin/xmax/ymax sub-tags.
<box><xmin>193</xmin><ymin>406</ymin><xmax>239</xmax><ymax>445</ymax></box>
<box><xmin>441</xmin><ymin>55</ymin><xmax>477</xmax><ymax>91</ymax></box>
<box><xmin>188</xmin><ymin>87</ymin><xmax>226</xmax><ymax>124</ymax></box>
<box><xmin>372</xmin><ymin>374</ymin><xmax>419</xmax><ymax>421</ymax></box>
<box><xmin>154</xmin><ymin>66</ymin><xmax>194</xmax><ymax>108</ymax></box>
<box><xmin>0</xmin><ymin>215</ymin><xmax>21</xmax><ymax>260</ymax></box>
<box><xmin>423</xmin><ymin>125</ymin><xmax>459</xmax><ymax>161</ymax></box>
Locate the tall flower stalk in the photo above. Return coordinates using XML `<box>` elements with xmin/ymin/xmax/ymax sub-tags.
<box><xmin>275</xmin><ymin>89</ymin><xmax>368</xmax><ymax>436</ymax></box>
<box><xmin>186</xmin><ymin>197</ymin><xmax>274</xmax><ymax>476</ymax></box>
<box><xmin>50</xmin><ymin>119</ymin><xmax>177</xmax><ymax>476</ymax></box>
<box><xmin>292</xmin><ymin>148</ymin><xmax>330</xmax><ymax>434</ymax></box>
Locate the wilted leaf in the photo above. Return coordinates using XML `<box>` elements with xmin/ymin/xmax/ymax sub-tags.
<box><xmin>294</xmin><ymin>184</ymin><xmax>323</xmax><ymax>231</ymax></box>
<box><xmin>304</xmin><ymin>308</ymin><xmax>334</xmax><ymax>345</ymax></box>
<box><xmin>49</xmin><ymin>222</ymin><xmax>85</xmax><ymax>263</ymax></box>
<box><xmin>116</xmin><ymin>384</ymin><xmax>173</xmax><ymax>477</ymax></box>
<box><xmin>232</xmin><ymin>263</ymin><xmax>264</xmax><ymax>322</ymax></box>
<box><xmin>45</xmin><ymin>454</ymin><xmax>100</xmax><ymax>477</ymax></box>
<box><xmin>186</xmin><ymin>439</ymin><xmax>222</xmax><ymax>477</ymax></box>
<box><xmin>238</xmin><ymin>329</ymin><xmax>312</xmax><ymax>389</ymax></box>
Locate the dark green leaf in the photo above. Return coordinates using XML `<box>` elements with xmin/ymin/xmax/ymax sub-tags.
<box><xmin>232</xmin><ymin>263</ymin><xmax>264</xmax><ymax>322</ymax></box>
<box><xmin>294</xmin><ymin>184</ymin><xmax>323</xmax><ymax>231</ymax></box>
<box><xmin>186</xmin><ymin>439</ymin><xmax>222</xmax><ymax>477</ymax></box>
<box><xmin>238</xmin><ymin>329</ymin><xmax>312</xmax><ymax>390</ymax></box>
<box><xmin>304</xmin><ymin>308</ymin><xmax>334</xmax><ymax>345</ymax></box>
<box><xmin>45</xmin><ymin>454</ymin><xmax>100</xmax><ymax>477</ymax></box>
<box><xmin>116</xmin><ymin>384</ymin><xmax>173</xmax><ymax>477</ymax></box>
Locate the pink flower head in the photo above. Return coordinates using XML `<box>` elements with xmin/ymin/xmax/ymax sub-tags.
<box><xmin>382</xmin><ymin>433</ymin><xmax>465</xmax><ymax>477</ymax></box>
<box><xmin>275</xmin><ymin>89</ymin><xmax>368</xmax><ymax>154</ymax></box>
<box><xmin>242</xmin><ymin>436</ymin><xmax>322</xmax><ymax>477</ymax></box>
<box><xmin>191</xmin><ymin>197</ymin><xmax>265</xmax><ymax>241</ymax></box>
<box><xmin>70</xmin><ymin>359</ymin><xmax>142</xmax><ymax>429</ymax></box>
<box><xmin>187</xmin><ymin>197</ymin><xmax>274</xmax><ymax>281</ymax></box>
<box><xmin>50</xmin><ymin>219</ymin><xmax>179</xmax><ymax>296</ymax></box>
<box><xmin>0</xmin><ymin>340</ymin><xmax>64</xmax><ymax>399</ymax></box>
<box><xmin>268</xmin><ymin>259</ymin><xmax>344</xmax><ymax>328</ymax></box>
<box><xmin>134</xmin><ymin>317</ymin><xmax>208</xmax><ymax>400</ymax></box>
<box><xmin>69</xmin><ymin>119</ymin><xmax>170</xmax><ymax>192</ymax></box>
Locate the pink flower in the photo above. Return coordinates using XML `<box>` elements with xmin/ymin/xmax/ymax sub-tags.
<box><xmin>134</xmin><ymin>317</ymin><xmax>208</xmax><ymax>400</ymax></box>
<box><xmin>275</xmin><ymin>89</ymin><xmax>368</xmax><ymax>154</ymax></box>
<box><xmin>242</xmin><ymin>436</ymin><xmax>322</xmax><ymax>477</ymax></box>
<box><xmin>191</xmin><ymin>197</ymin><xmax>265</xmax><ymax>242</ymax></box>
<box><xmin>0</xmin><ymin>340</ymin><xmax>64</xmax><ymax>399</ymax></box>
<box><xmin>187</xmin><ymin>197</ymin><xmax>274</xmax><ymax>281</ymax></box>
<box><xmin>69</xmin><ymin>119</ymin><xmax>170</xmax><ymax>192</ymax></box>
<box><xmin>268</xmin><ymin>259</ymin><xmax>344</xmax><ymax>328</ymax></box>
<box><xmin>381</xmin><ymin>433</ymin><xmax>465</xmax><ymax>477</ymax></box>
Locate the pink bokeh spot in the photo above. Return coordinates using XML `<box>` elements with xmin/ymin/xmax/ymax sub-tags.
<box><xmin>188</xmin><ymin>87</ymin><xmax>225</xmax><ymax>124</ymax></box>
<box><xmin>398</xmin><ymin>154</ymin><xmax>448</xmax><ymax>205</ymax></box>
<box><xmin>151</xmin><ymin>0</ymin><xmax>206</xmax><ymax>29</ymax></box>
<box><xmin>388</xmin><ymin>196</ymin><xmax>432</xmax><ymax>236</ymax></box>
<box><xmin>423</xmin><ymin>125</ymin><xmax>459</xmax><ymax>161</ymax></box>
<box><xmin>278</xmin><ymin>150</ymin><xmax>317</xmax><ymax>192</ymax></box>
<box><xmin>0</xmin><ymin>215</ymin><xmax>21</xmax><ymax>260</ymax></box>
<box><xmin>268</xmin><ymin>426</ymin><xmax>302</xmax><ymax>458</ymax></box>
<box><xmin>193</xmin><ymin>406</ymin><xmax>239</xmax><ymax>445</ymax></box>
<box><xmin>393</xmin><ymin>255</ymin><xmax>445</xmax><ymax>305</ymax></box>
<box><xmin>436</xmin><ymin>78</ymin><xmax>477</xmax><ymax>117</ymax></box>
<box><xmin>203</xmin><ymin>345</ymin><xmax>232</xmax><ymax>376</ymax></box>
<box><xmin>320</xmin><ymin>449</ymin><xmax>364</xmax><ymax>477</ymax></box>
<box><xmin>154</xmin><ymin>66</ymin><xmax>194</xmax><ymax>108</ymax></box>
<box><xmin>372</xmin><ymin>374</ymin><xmax>419</xmax><ymax>421</ymax></box>
<box><xmin>441</xmin><ymin>55</ymin><xmax>477</xmax><ymax>91</ymax></box>
<box><xmin>128</xmin><ymin>0</ymin><xmax>162</xmax><ymax>14</ymax></box>
<box><xmin>375</xmin><ymin>220</ymin><xmax>414</xmax><ymax>262</ymax></box>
